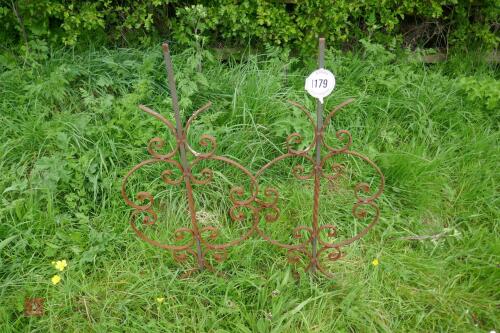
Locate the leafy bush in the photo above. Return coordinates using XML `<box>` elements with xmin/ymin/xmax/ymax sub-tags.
<box><xmin>459</xmin><ymin>76</ymin><xmax>500</xmax><ymax>111</ymax></box>
<box><xmin>1</xmin><ymin>0</ymin><xmax>498</xmax><ymax>57</ymax></box>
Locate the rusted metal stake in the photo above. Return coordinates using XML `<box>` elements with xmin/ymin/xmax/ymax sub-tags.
<box><xmin>162</xmin><ymin>43</ymin><xmax>205</xmax><ymax>270</ymax></box>
<box><xmin>310</xmin><ymin>38</ymin><xmax>325</xmax><ymax>274</ymax></box>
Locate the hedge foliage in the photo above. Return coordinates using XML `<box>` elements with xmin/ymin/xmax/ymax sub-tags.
<box><xmin>1</xmin><ymin>0</ymin><xmax>498</xmax><ymax>56</ymax></box>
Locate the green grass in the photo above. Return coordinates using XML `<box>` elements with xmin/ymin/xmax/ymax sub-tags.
<box><xmin>0</xmin><ymin>43</ymin><xmax>498</xmax><ymax>332</ymax></box>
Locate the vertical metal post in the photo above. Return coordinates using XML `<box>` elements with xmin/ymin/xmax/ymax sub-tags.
<box><xmin>162</xmin><ymin>43</ymin><xmax>205</xmax><ymax>270</ymax></box>
<box><xmin>311</xmin><ymin>38</ymin><xmax>325</xmax><ymax>273</ymax></box>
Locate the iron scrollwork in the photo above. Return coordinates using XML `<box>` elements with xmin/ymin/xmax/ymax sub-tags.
<box><xmin>121</xmin><ymin>39</ymin><xmax>384</xmax><ymax>278</ymax></box>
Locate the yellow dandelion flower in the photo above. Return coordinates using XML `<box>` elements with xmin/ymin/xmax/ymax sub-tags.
<box><xmin>54</xmin><ymin>260</ymin><xmax>68</xmax><ymax>272</ymax></box>
<box><xmin>372</xmin><ymin>258</ymin><xmax>379</xmax><ymax>266</ymax></box>
<box><xmin>156</xmin><ymin>297</ymin><xmax>165</xmax><ymax>304</ymax></box>
<box><xmin>51</xmin><ymin>275</ymin><xmax>61</xmax><ymax>285</ymax></box>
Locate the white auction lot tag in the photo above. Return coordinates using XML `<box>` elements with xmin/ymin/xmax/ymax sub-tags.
<box><xmin>305</xmin><ymin>68</ymin><xmax>336</xmax><ymax>104</ymax></box>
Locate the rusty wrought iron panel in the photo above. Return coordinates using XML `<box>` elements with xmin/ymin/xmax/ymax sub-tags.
<box><xmin>121</xmin><ymin>39</ymin><xmax>384</xmax><ymax>278</ymax></box>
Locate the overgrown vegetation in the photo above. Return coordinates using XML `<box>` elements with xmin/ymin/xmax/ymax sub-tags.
<box><xmin>1</xmin><ymin>0</ymin><xmax>498</xmax><ymax>60</ymax></box>
<box><xmin>0</xmin><ymin>39</ymin><xmax>499</xmax><ymax>331</ymax></box>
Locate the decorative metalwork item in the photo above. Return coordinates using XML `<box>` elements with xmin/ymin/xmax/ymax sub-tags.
<box><xmin>121</xmin><ymin>39</ymin><xmax>384</xmax><ymax>277</ymax></box>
